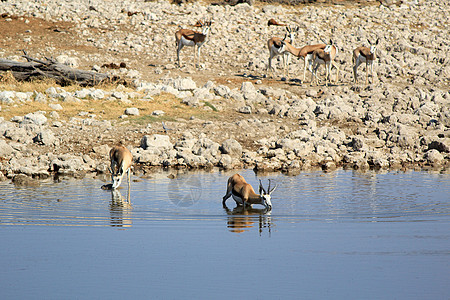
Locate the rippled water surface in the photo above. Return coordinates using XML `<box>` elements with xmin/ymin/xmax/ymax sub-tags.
<box><xmin>1</xmin><ymin>169</ymin><xmax>449</xmax><ymax>299</ymax></box>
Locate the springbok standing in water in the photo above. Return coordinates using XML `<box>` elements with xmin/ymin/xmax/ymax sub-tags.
<box><xmin>175</xmin><ymin>20</ymin><xmax>212</xmax><ymax>68</ymax></box>
<box><xmin>223</xmin><ymin>174</ymin><xmax>277</xmax><ymax>210</ymax></box>
<box><xmin>352</xmin><ymin>39</ymin><xmax>379</xmax><ymax>85</ymax></box>
<box><xmin>109</xmin><ymin>145</ymin><xmax>132</xmax><ymax>190</ymax></box>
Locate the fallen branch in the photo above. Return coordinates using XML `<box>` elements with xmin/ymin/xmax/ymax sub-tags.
<box><xmin>0</xmin><ymin>51</ymin><xmax>125</xmax><ymax>86</ymax></box>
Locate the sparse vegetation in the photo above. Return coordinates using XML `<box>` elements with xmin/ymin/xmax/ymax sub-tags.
<box><xmin>203</xmin><ymin>101</ymin><xmax>218</xmax><ymax>112</ymax></box>
<box><xmin>0</xmin><ymin>79</ymin><xmax>223</xmax><ymax>123</ymax></box>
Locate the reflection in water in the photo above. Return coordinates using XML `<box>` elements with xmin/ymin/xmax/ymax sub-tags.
<box><xmin>167</xmin><ymin>174</ymin><xmax>202</xmax><ymax>207</ymax></box>
<box><xmin>224</xmin><ymin>206</ymin><xmax>272</xmax><ymax>234</ymax></box>
<box><xmin>109</xmin><ymin>187</ymin><xmax>132</xmax><ymax>228</ymax></box>
<box><xmin>1</xmin><ymin>170</ymin><xmax>449</xmax><ymax>300</ymax></box>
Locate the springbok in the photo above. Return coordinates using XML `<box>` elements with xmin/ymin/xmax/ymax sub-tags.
<box><xmin>277</xmin><ymin>39</ymin><xmax>327</xmax><ymax>82</ymax></box>
<box><xmin>109</xmin><ymin>145</ymin><xmax>133</xmax><ymax>190</ymax></box>
<box><xmin>267</xmin><ymin>18</ymin><xmax>286</xmax><ymax>26</ymax></box>
<box><xmin>353</xmin><ymin>39</ymin><xmax>379</xmax><ymax>84</ymax></box>
<box><xmin>267</xmin><ymin>26</ymin><xmax>300</xmax><ymax>78</ymax></box>
<box><xmin>311</xmin><ymin>40</ymin><xmax>339</xmax><ymax>86</ymax></box>
<box><xmin>222</xmin><ymin>174</ymin><xmax>276</xmax><ymax>210</ymax></box>
<box><xmin>175</xmin><ymin>20</ymin><xmax>212</xmax><ymax>68</ymax></box>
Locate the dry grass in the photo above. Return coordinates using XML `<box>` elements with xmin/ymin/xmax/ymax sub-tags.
<box><xmin>0</xmin><ymin>75</ymin><xmax>75</xmax><ymax>93</ymax></box>
<box><xmin>0</xmin><ymin>76</ymin><xmax>220</xmax><ymax>123</ymax></box>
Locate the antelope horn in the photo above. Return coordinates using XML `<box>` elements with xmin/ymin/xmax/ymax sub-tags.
<box><xmin>259</xmin><ymin>179</ymin><xmax>267</xmax><ymax>194</ymax></box>
<box><xmin>269</xmin><ymin>184</ymin><xmax>278</xmax><ymax>194</ymax></box>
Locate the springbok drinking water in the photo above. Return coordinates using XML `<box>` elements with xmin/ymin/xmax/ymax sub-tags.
<box><xmin>222</xmin><ymin>174</ymin><xmax>276</xmax><ymax>210</ymax></box>
<box><xmin>109</xmin><ymin>145</ymin><xmax>132</xmax><ymax>190</ymax></box>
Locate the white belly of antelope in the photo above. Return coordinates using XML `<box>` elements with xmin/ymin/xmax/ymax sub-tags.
<box><xmin>305</xmin><ymin>54</ymin><xmax>314</xmax><ymax>70</ymax></box>
<box><xmin>271</xmin><ymin>44</ymin><xmax>283</xmax><ymax>55</ymax></box>
<box><xmin>356</xmin><ymin>55</ymin><xmax>368</xmax><ymax>65</ymax></box>
<box><xmin>180</xmin><ymin>36</ymin><xmax>195</xmax><ymax>46</ymax></box>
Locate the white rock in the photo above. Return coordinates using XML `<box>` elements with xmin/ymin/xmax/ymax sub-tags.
<box><xmin>125</xmin><ymin>107</ymin><xmax>139</xmax><ymax>116</ymax></box>
<box><xmin>49</xmin><ymin>103</ymin><xmax>63</xmax><ymax>110</ymax></box>
<box><xmin>424</xmin><ymin>149</ymin><xmax>444</xmax><ymax>164</ymax></box>
<box><xmin>23</xmin><ymin>112</ymin><xmax>47</xmax><ymax>126</ymax></box>
<box><xmin>239</xmin><ymin>106</ymin><xmax>252</xmax><ymax>114</ymax></box>
<box><xmin>89</xmin><ymin>89</ymin><xmax>105</xmax><ymax>99</ymax></box>
<box><xmin>74</xmin><ymin>89</ymin><xmax>90</xmax><ymax>99</ymax></box>
<box><xmin>0</xmin><ymin>91</ymin><xmax>15</xmax><ymax>104</ymax></box>
<box><xmin>141</xmin><ymin>134</ymin><xmax>173</xmax><ymax>150</ymax></box>
<box><xmin>0</xmin><ymin>139</ymin><xmax>14</xmax><ymax>156</ymax></box>
<box><xmin>221</xmin><ymin>139</ymin><xmax>243</xmax><ymax>157</ymax></box>
<box><xmin>152</xmin><ymin>110</ymin><xmax>165</xmax><ymax>116</ymax></box>
<box><xmin>240</xmin><ymin>82</ymin><xmax>256</xmax><ymax>94</ymax></box>
<box><xmin>171</xmin><ymin>77</ymin><xmax>197</xmax><ymax>91</ymax></box>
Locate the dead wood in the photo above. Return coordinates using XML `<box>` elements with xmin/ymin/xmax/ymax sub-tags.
<box><xmin>0</xmin><ymin>51</ymin><xmax>125</xmax><ymax>86</ymax></box>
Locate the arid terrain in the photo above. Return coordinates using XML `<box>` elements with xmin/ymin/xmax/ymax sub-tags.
<box><xmin>0</xmin><ymin>0</ymin><xmax>448</xmax><ymax>183</ymax></box>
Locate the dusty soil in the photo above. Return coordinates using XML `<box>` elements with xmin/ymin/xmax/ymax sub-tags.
<box><xmin>0</xmin><ymin>10</ymin><xmax>338</xmax><ymax>157</ymax></box>
<box><xmin>0</xmin><ymin>6</ymin><xmax>341</xmax><ymax>90</ymax></box>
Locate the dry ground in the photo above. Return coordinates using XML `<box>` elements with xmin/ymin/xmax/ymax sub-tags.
<box><xmin>0</xmin><ymin>3</ymin><xmax>377</xmax><ymax>160</ymax></box>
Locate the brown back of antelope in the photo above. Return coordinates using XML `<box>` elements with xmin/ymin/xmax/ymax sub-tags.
<box><xmin>222</xmin><ymin>174</ymin><xmax>275</xmax><ymax>209</ymax></box>
<box><xmin>175</xmin><ymin>20</ymin><xmax>212</xmax><ymax>68</ymax></box>
<box><xmin>352</xmin><ymin>39</ymin><xmax>379</xmax><ymax>84</ymax></box>
<box><xmin>110</xmin><ymin>145</ymin><xmax>133</xmax><ymax>189</ymax></box>
<box><xmin>227</xmin><ymin>174</ymin><xmax>258</xmax><ymax>200</ymax></box>
<box><xmin>311</xmin><ymin>41</ymin><xmax>339</xmax><ymax>86</ymax></box>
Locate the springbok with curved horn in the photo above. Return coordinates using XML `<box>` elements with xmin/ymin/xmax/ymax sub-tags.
<box><xmin>222</xmin><ymin>174</ymin><xmax>277</xmax><ymax>210</ymax></box>
<box><xmin>109</xmin><ymin>145</ymin><xmax>133</xmax><ymax>190</ymax></box>
<box><xmin>353</xmin><ymin>39</ymin><xmax>379</xmax><ymax>84</ymax></box>
<box><xmin>266</xmin><ymin>26</ymin><xmax>300</xmax><ymax>78</ymax></box>
<box><xmin>311</xmin><ymin>40</ymin><xmax>339</xmax><ymax>86</ymax></box>
<box><xmin>175</xmin><ymin>19</ymin><xmax>212</xmax><ymax>68</ymax></box>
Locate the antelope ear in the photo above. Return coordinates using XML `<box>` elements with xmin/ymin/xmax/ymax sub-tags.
<box><xmin>376</xmin><ymin>38</ymin><xmax>379</xmax><ymax>45</ymax></box>
<box><xmin>367</xmin><ymin>39</ymin><xmax>372</xmax><ymax>45</ymax></box>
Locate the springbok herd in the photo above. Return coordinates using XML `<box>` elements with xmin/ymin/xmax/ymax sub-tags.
<box><xmin>175</xmin><ymin>19</ymin><xmax>379</xmax><ymax>86</ymax></box>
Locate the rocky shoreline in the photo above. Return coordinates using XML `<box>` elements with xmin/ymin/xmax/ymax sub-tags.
<box><xmin>0</xmin><ymin>0</ymin><xmax>449</xmax><ymax>184</ymax></box>
<box><xmin>0</xmin><ymin>76</ymin><xmax>448</xmax><ymax>183</ymax></box>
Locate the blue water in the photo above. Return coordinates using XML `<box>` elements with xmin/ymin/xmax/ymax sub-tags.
<box><xmin>0</xmin><ymin>169</ymin><xmax>449</xmax><ymax>299</ymax></box>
